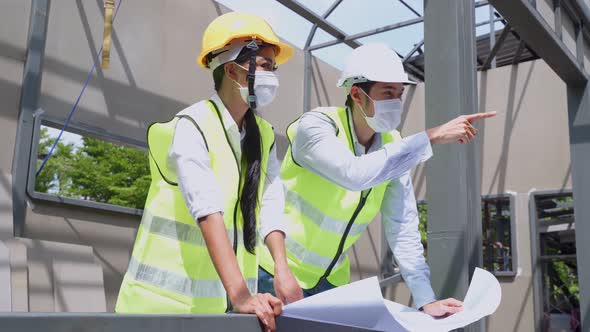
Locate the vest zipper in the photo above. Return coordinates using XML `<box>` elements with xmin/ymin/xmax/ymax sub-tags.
<box><xmin>313</xmin><ymin>189</ymin><xmax>372</xmax><ymax>289</ymax></box>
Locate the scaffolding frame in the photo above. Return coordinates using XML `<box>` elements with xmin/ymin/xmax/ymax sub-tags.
<box><xmin>10</xmin><ymin>0</ymin><xmax>590</xmax><ymax>331</ymax></box>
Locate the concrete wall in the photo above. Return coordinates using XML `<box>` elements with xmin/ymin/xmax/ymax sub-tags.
<box><xmin>0</xmin><ymin>0</ymin><xmax>574</xmax><ymax>330</ymax></box>
<box><xmin>0</xmin><ymin>0</ymin><xmax>31</xmax><ymax>239</ymax></box>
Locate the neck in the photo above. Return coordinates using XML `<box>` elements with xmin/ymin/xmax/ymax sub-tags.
<box><xmin>350</xmin><ymin>104</ymin><xmax>375</xmax><ymax>149</ymax></box>
<box><xmin>217</xmin><ymin>86</ymin><xmax>249</xmax><ymax>130</ymax></box>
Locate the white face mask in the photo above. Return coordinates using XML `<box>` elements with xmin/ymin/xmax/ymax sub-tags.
<box><xmin>234</xmin><ymin>64</ymin><xmax>279</xmax><ymax>109</ymax></box>
<box><xmin>358</xmin><ymin>89</ymin><xmax>403</xmax><ymax>132</ymax></box>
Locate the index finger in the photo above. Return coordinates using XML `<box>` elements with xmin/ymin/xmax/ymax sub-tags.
<box><xmin>442</xmin><ymin>304</ymin><xmax>463</xmax><ymax>314</ymax></box>
<box><xmin>443</xmin><ymin>298</ymin><xmax>464</xmax><ymax>307</ymax></box>
<box><xmin>465</xmin><ymin>112</ymin><xmax>497</xmax><ymax>122</ymax></box>
<box><xmin>265</xmin><ymin>294</ymin><xmax>283</xmax><ymax>316</ymax></box>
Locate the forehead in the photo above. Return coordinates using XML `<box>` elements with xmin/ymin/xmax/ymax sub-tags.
<box><xmin>370</xmin><ymin>82</ymin><xmax>404</xmax><ymax>91</ymax></box>
<box><xmin>257</xmin><ymin>46</ymin><xmax>276</xmax><ymax>62</ymax></box>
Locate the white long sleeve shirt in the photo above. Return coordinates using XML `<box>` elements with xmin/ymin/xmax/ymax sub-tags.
<box><xmin>291</xmin><ymin>108</ymin><xmax>437</xmax><ymax>309</ymax></box>
<box><xmin>167</xmin><ymin>94</ymin><xmax>286</xmax><ymax>242</ymax></box>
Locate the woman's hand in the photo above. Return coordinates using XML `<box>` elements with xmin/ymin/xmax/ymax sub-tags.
<box><xmin>232</xmin><ymin>292</ymin><xmax>283</xmax><ymax>332</ymax></box>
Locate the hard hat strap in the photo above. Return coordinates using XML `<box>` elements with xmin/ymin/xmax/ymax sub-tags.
<box><xmin>246</xmin><ymin>40</ymin><xmax>259</xmax><ymax>110</ymax></box>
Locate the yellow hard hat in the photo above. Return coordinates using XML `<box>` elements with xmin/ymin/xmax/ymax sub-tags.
<box><xmin>198</xmin><ymin>12</ymin><xmax>294</xmax><ymax>69</ymax></box>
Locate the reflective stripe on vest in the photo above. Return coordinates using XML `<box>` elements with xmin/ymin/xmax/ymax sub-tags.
<box><xmin>141</xmin><ymin>210</ymin><xmax>243</xmax><ymax>247</ymax></box>
<box><xmin>285</xmin><ymin>189</ymin><xmax>369</xmax><ymax>238</ymax></box>
<box><xmin>285</xmin><ymin>236</ymin><xmax>346</xmax><ymax>271</ymax></box>
<box><xmin>127</xmin><ymin>257</ymin><xmax>257</xmax><ymax>298</ymax></box>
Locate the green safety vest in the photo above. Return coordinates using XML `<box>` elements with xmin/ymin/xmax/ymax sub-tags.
<box><xmin>116</xmin><ymin>100</ymin><xmax>275</xmax><ymax>313</ymax></box>
<box><xmin>259</xmin><ymin>107</ymin><xmax>399</xmax><ymax>289</ymax></box>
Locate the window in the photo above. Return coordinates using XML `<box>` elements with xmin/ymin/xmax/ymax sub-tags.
<box><xmin>532</xmin><ymin>191</ymin><xmax>579</xmax><ymax>332</ymax></box>
<box><xmin>405</xmin><ymin>194</ymin><xmax>517</xmax><ymax>276</ymax></box>
<box><xmin>482</xmin><ymin>195</ymin><xmax>517</xmax><ymax>276</ymax></box>
<box><xmin>28</xmin><ymin>114</ymin><xmax>150</xmax><ymax>215</ymax></box>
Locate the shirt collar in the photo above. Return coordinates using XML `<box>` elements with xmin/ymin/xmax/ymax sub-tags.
<box><xmin>210</xmin><ymin>93</ymin><xmax>246</xmax><ymax>141</ymax></box>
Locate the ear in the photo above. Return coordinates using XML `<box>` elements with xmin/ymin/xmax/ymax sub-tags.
<box><xmin>224</xmin><ymin>62</ymin><xmax>240</xmax><ymax>82</ymax></box>
<box><xmin>349</xmin><ymin>86</ymin><xmax>364</xmax><ymax>106</ymax></box>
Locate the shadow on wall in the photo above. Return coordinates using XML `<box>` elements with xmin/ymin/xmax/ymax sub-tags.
<box><xmin>311</xmin><ymin>56</ymin><xmax>333</xmax><ymax>107</ymax></box>
<box><xmin>485</xmin><ymin>62</ymin><xmax>535</xmax><ymax>196</ymax></box>
<box><xmin>0</xmin><ymin>40</ymin><xmax>189</xmax><ymax>142</ymax></box>
<box><xmin>22</xmin><ymin>238</ymin><xmax>106</xmax><ymax>312</ymax></box>
<box><xmin>0</xmin><ymin>172</ymin><xmax>13</xmax><ymax>237</ymax></box>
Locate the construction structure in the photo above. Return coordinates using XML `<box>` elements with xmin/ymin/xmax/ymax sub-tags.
<box><xmin>0</xmin><ymin>0</ymin><xmax>588</xmax><ymax>331</ymax></box>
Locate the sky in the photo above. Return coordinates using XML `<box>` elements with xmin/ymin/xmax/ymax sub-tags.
<box><xmin>44</xmin><ymin>126</ymin><xmax>83</xmax><ymax>149</ymax></box>
<box><xmin>215</xmin><ymin>0</ymin><xmax>505</xmax><ymax>69</ymax></box>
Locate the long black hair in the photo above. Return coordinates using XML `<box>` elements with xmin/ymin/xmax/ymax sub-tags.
<box><xmin>208</xmin><ymin>46</ymin><xmax>267</xmax><ymax>254</ymax></box>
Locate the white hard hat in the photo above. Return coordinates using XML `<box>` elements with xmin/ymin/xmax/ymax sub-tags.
<box><xmin>337</xmin><ymin>43</ymin><xmax>415</xmax><ymax>93</ymax></box>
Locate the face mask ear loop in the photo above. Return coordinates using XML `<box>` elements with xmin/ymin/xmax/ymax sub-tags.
<box><xmin>355</xmin><ymin>88</ymin><xmax>374</xmax><ymax>118</ymax></box>
<box><xmin>245</xmin><ymin>39</ymin><xmax>259</xmax><ymax>110</ymax></box>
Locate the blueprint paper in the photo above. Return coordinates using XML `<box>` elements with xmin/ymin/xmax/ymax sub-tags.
<box><xmin>385</xmin><ymin>268</ymin><xmax>502</xmax><ymax>331</ymax></box>
<box><xmin>281</xmin><ymin>268</ymin><xmax>501</xmax><ymax>332</ymax></box>
<box><xmin>281</xmin><ymin>276</ymin><xmax>404</xmax><ymax>331</ymax></box>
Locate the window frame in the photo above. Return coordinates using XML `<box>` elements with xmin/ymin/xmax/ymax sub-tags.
<box><xmin>481</xmin><ymin>192</ymin><xmax>518</xmax><ymax>277</ymax></box>
<box><xmin>26</xmin><ymin>110</ymin><xmax>148</xmax><ymax>216</ymax></box>
<box><xmin>529</xmin><ymin>189</ymin><xmax>575</xmax><ymax>332</ymax></box>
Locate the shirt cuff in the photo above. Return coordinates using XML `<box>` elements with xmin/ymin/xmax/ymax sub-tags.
<box><xmin>411</xmin><ymin>284</ymin><xmax>437</xmax><ymax>309</ymax></box>
<box><xmin>192</xmin><ymin>207</ymin><xmax>223</xmax><ymax>223</ymax></box>
<box><xmin>260</xmin><ymin>224</ymin><xmax>287</xmax><ymax>243</ymax></box>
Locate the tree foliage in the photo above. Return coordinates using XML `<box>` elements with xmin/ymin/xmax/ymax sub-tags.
<box><xmin>35</xmin><ymin>128</ymin><xmax>150</xmax><ymax>209</ymax></box>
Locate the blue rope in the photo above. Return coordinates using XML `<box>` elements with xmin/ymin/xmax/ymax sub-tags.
<box><xmin>36</xmin><ymin>0</ymin><xmax>123</xmax><ymax>177</ymax></box>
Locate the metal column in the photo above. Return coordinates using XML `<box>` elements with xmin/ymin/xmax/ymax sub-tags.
<box><xmin>566</xmin><ymin>82</ymin><xmax>590</xmax><ymax>331</ymax></box>
<box><xmin>424</xmin><ymin>1</ymin><xmax>483</xmax><ymax>332</ymax></box>
<box><xmin>12</xmin><ymin>0</ymin><xmax>50</xmax><ymax>236</ymax></box>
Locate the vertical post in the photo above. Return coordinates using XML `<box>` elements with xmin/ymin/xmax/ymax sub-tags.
<box><xmin>528</xmin><ymin>192</ymin><xmax>543</xmax><ymax>331</ymax></box>
<box><xmin>576</xmin><ymin>22</ymin><xmax>584</xmax><ymax>68</ymax></box>
<box><xmin>566</xmin><ymin>82</ymin><xmax>590</xmax><ymax>331</ymax></box>
<box><xmin>12</xmin><ymin>0</ymin><xmax>50</xmax><ymax>237</ymax></box>
<box><xmin>303</xmin><ymin>48</ymin><xmax>312</xmax><ymax>113</ymax></box>
<box><xmin>489</xmin><ymin>5</ymin><xmax>497</xmax><ymax>69</ymax></box>
<box><xmin>424</xmin><ymin>1</ymin><xmax>483</xmax><ymax>331</ymax></box>
<box><xmin>554</xmin><ymin>0</ymin><xmax>563</xmax><ymax>41</ymax></box>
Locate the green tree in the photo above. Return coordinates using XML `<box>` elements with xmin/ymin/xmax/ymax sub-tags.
<box><xmin>35</xmin><ymin>128</ymin><xmax>75</xmax><ymax>195</ymax></box>
<box><xmin>67</xmin><ymin>137</ymin><xmax>150</xmax><ymax>209</ymax></box>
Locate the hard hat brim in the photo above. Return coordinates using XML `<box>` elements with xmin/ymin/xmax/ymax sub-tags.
<box><xmin>197</xmin><ymin>34</ymin><xmax>293</xmax><ymax>69</ymax></box>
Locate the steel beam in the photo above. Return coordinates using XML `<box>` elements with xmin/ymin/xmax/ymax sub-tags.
<box><xmin>12</xmin><ymin>0</ymin><xmax>50</xmax><ymax>237</ymax></box>
<box><xmin>309</xmin><ymin>16</ymin><xmax>423</xmax><ymax>51</ymax></box>
<box><xmin>303</xmin><ymin>0</ymin><xmax>343</xmax><ymax>113</ymax></box>
<box><xmin>512</xmin><ymin>40</ymin><xmax>526</xmax><ymax>64</ymax></box>
<box><xmin>564</xmin><ymin>0</ymin><xmax>590</xmax><ymax>41</ymax></box>
<box><xmin>482</xmin><ymin>24</ymin><xmax>511</xmax><ymax>70</ymax></box>
<box><xmin>0</xmin><ymin>313</ymin><xmax>380</xmax><ymax>332</ymax></box>
<box><xmin>489</xmin><ymin>5</ymin><xmax>497</xmax><ymax>68</ymax></box>
<box><xmin>402</xmin><ymin>40</ymin><xmax>424</xmax><ymax>63</ymax></box>
<box><xmin>276</xmin><ymin>0</ymin><xmax>359</xmax><ymax>49</ymax></box>
<box><xmin>424</xmin><ymin>1</ymin><xmax>483</xmax><ymax>332</ymax></box>
<box><xmin>399</xmin><ymin>0</ymin><xmax>421</xmax><ymax>17</ymax></box>
<box><xmin>566</xmin><ymin>82</ymin><xmax>590</xmax><ymax>332</ymax></box>
<box><xmin>489</xmin><ymin>0</ymin><xmax>587</xmax><ymax>84</ymax></box>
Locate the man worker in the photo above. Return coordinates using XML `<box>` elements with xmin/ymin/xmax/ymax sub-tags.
<box><xmin>259</xmin><ymin>42</ymin><xmax>496</xmax><ymax>317</ymax></box>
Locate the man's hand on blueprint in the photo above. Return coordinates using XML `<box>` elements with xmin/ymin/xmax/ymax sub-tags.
<box><xmin>421</xmin><ymin>298</ymin><xmax>464</xmax><ymax>317</ymax></box>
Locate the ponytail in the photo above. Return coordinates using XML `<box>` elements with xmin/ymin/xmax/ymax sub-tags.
<box><xmin>240</xmin><ymin>108</ymin><xmax>262</xmax><ymax>254</ymax></box>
